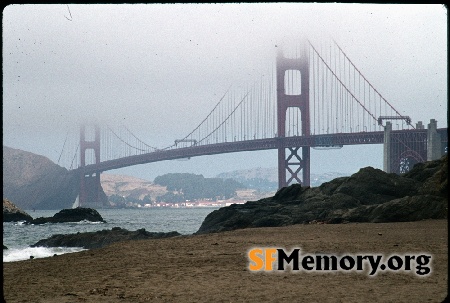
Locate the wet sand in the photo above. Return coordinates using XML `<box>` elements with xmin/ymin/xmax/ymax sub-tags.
<box><xmin>3</xmin><ymin>220</ymin><xmax>448</xmax><ymax>303</ymax></box>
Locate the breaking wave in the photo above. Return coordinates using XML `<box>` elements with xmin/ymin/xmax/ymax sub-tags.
<box><xmin>3</xmin><ymin>246</ymin><xmax>86</xmax><ymax>262</ymax></box>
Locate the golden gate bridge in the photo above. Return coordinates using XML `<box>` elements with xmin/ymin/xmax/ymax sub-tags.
<box><xmin>56</xmin><ymin>38</ymin><xmax>447</xmax><ymax>207</ymax></box>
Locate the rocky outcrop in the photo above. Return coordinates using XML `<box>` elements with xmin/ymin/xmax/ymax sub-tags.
<box><xmin>28</xmin><ymin>207</ymin><xmax>106</xmax><ymax>225</ymax></box>
<box><xmin>197</xmin><ymin>155</ymin><xmax>448</xmax><ymax>234</ymax></box>
<box><xmin>3</xmin><ymin>198</ymin><xmax>33</xmax><ymax>222</ymax></box>
<box><xmin>32</xmin><ymin>227</ymin><xmax>181</xmax><ymax>249</ymax></box>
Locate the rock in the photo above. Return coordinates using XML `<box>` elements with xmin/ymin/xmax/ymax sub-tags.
<box><xmin>273</xmin><ymin>183</ymin><xmax>305</xmax><ymax>201</ymax></box>
<box><xmin>410</xmin><ymin>154</ymin><xmax>448</xmax><ymax>198</ymax></box>
<box><xmin>28</xmin><ymin>207</ymin><xmax>106</xmax><ymax>224</ymax></box>
<box><xmin>331</xmin><ymin>166</ymin><xmax>419</xmax><ymax>205</ymax></box>
<box><xmin>3</xmin><ymin>198</ymin><xmax>33</xmax><ymax>222</ymax></box>
<box><xmin>196</xmin><ymin>154</ymin><xmax>448</xmax><ymax>234</ymax></box>
<box><xmin>3</xmin><ymin>245</ymin><xmax>8</xmax><ymax>250</ymax></box>
<box><xmin>31</xmin><ymin>227</ymin><xmax>181</xmax><ymax>249</ymax></box>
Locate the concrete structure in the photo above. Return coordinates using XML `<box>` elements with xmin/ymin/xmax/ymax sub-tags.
<box><xmin>427</xmin><ymin>119</ymin><xmax>442</xmax><ymax>161</ymax></box>
<box><xmin>383</xmin><ymin>119</ymin><xmax>445</xmax><ymax>174</ymax></box>
<box><xmin>383</xmin><ymin>121</ymin><xmax>392</xmax><ymax>172</ymax></box>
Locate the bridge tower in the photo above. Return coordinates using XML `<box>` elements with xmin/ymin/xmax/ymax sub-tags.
<box><xmin>276</xmin><ymin>42</ymin><xmax>310</xmax><ymax>189</ymax></box>
<box><xmin>79</xmin><ymin>124</ymin><xmax>104</xmax><ymax>207</ymax></box>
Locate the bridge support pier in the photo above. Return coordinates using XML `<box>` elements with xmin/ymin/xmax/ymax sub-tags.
<box><xmin>79</xmin><ymin>124</ymin><xmax>106</xmax><ymax>208</ymax></box>
<box><xmin>384</xmin><ymin>118</ymin><xmax>444</xmax><ymax>174</ymax></box>
<box><xmin>80</xmin><ymin>173</ymin><xmax>102</xmax><ymax>207</ymax></box>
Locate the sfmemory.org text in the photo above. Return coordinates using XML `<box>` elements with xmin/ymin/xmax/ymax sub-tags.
<box><xmin>248</xmin><ymin>248</ymin><xmax>432</xmax><ymax>276</ymax></box>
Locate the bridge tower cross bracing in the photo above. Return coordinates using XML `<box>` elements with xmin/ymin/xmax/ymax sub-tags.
<box><xmin>79</xmin><ymin>124</ymin><xmax>102</xmax><ymax>207</ymax></box>
<box><xmin>276</xmin><ymin>42</ymin><xmax>310</xmax><ymax>189</ymax></box>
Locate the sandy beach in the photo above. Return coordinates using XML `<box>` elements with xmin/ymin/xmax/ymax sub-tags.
<box><xmin>3</xmin><ymin>219</ymin><xmax>448</xmax><ymax>303</ymax></box>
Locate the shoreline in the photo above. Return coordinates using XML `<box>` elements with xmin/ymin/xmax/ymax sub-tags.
<box><xmin>3</xmin><ymin>219</ymin><xmax>448</xmax><ymax>302</ymax></box>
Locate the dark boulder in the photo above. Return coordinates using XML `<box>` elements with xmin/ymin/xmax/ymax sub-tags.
<box><xmin>273</xmin><ymin>183</ymin><xmax>305</xmax><ymax>202</ymax></box>
<box><xmin>410</xmin><ymin>154</ymin><xmax>448</xmax><ymax>198</ymax></box>
<box><xmin>31</xmin><ymin>227</ymin><xmax>181</xmax><ymax>249</ymax></box>
<box><xmin>3</xmin><ymin>198</ymin><xmax>33</xmax><ymax>222</ymax></box>
<box><xmin>196</xmin><ymin>155</ymin><xmax>448</xmax><ymax>234</ymax></box>
<box><xmin>28</xmin><ymin>207</ymin><xmax>105</xmax><ymax>224</ymax></box>
<box><xmin>330</xmin><ymin>194</ymin><xmax>447</xmax><ymax>223</ymax></box>
<box><xmin>328</xmin><ymin>166</ymin><xmax>420</xmax><ymax>205</ymax></box>
<box><xmin>403</xmin><ymin>156</ymin><xmax>445</xmax><ymax>183</ymax></box>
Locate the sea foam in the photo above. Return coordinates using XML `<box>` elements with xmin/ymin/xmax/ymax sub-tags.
<box><xmin>3</xmin><ymin>246</ymin><xmax>86</xmax><ymax>262</ymax></box>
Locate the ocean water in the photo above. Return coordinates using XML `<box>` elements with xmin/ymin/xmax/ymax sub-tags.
<box><xmin>3</xmin><ymin>207</ymin><xmax>218</xmax><ymax>263</ymax></box>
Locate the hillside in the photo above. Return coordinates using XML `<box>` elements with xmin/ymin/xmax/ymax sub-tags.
<box><xmin>3</xmin><ymin>146</ymin><xmax>63</xmax><ymax>188</ymax></box>
<box><xmin>100</xmin><ymin>173</ymin><xmax>167</xmax><ymax>201</ymax></box>
<box><xmin>216</xmin><ymin>167</ymin><xmax>348</xmax><ymax>191</ymax></box>
<box><xmin>153</xmin><ymin>173</ymin><xmax>244</xmax><ymax>201</ymax></box>
<box><xmin>2</xmin><ymin>146</ymin><xmax>79</xmax><ymax>210</ymax></box>
<box><xmin>101</xmin><ymin>173</ymin><xmax>262</xmax><ymax>206</ymax></box>
<box><xmin>217</xmin><ymin>167</ymin><xmax>278</xmax><ymax>183</ymax></box>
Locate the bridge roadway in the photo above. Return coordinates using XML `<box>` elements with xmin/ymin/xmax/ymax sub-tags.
<box><xmin>77</xmin><ymin>128</ymin><xmax>447</xmax><ymax>175</ymax></box>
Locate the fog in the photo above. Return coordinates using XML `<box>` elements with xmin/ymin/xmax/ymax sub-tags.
<box><xmin>2</xmin><ymin>4</ymin><xmax>447</xmax><ymax>180</ymax></box>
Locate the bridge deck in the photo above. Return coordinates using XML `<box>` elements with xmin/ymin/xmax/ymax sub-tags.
<box><xmin>76</xmin><ymin>128</ymin><xmax>447</xmax><ymax>175</ymax></box>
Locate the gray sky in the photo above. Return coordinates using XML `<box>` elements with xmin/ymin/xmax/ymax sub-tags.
<box><xmin>2</xmin><ymin>4</ymin><xmax>448</xmax><ymax>180</ymax></box>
